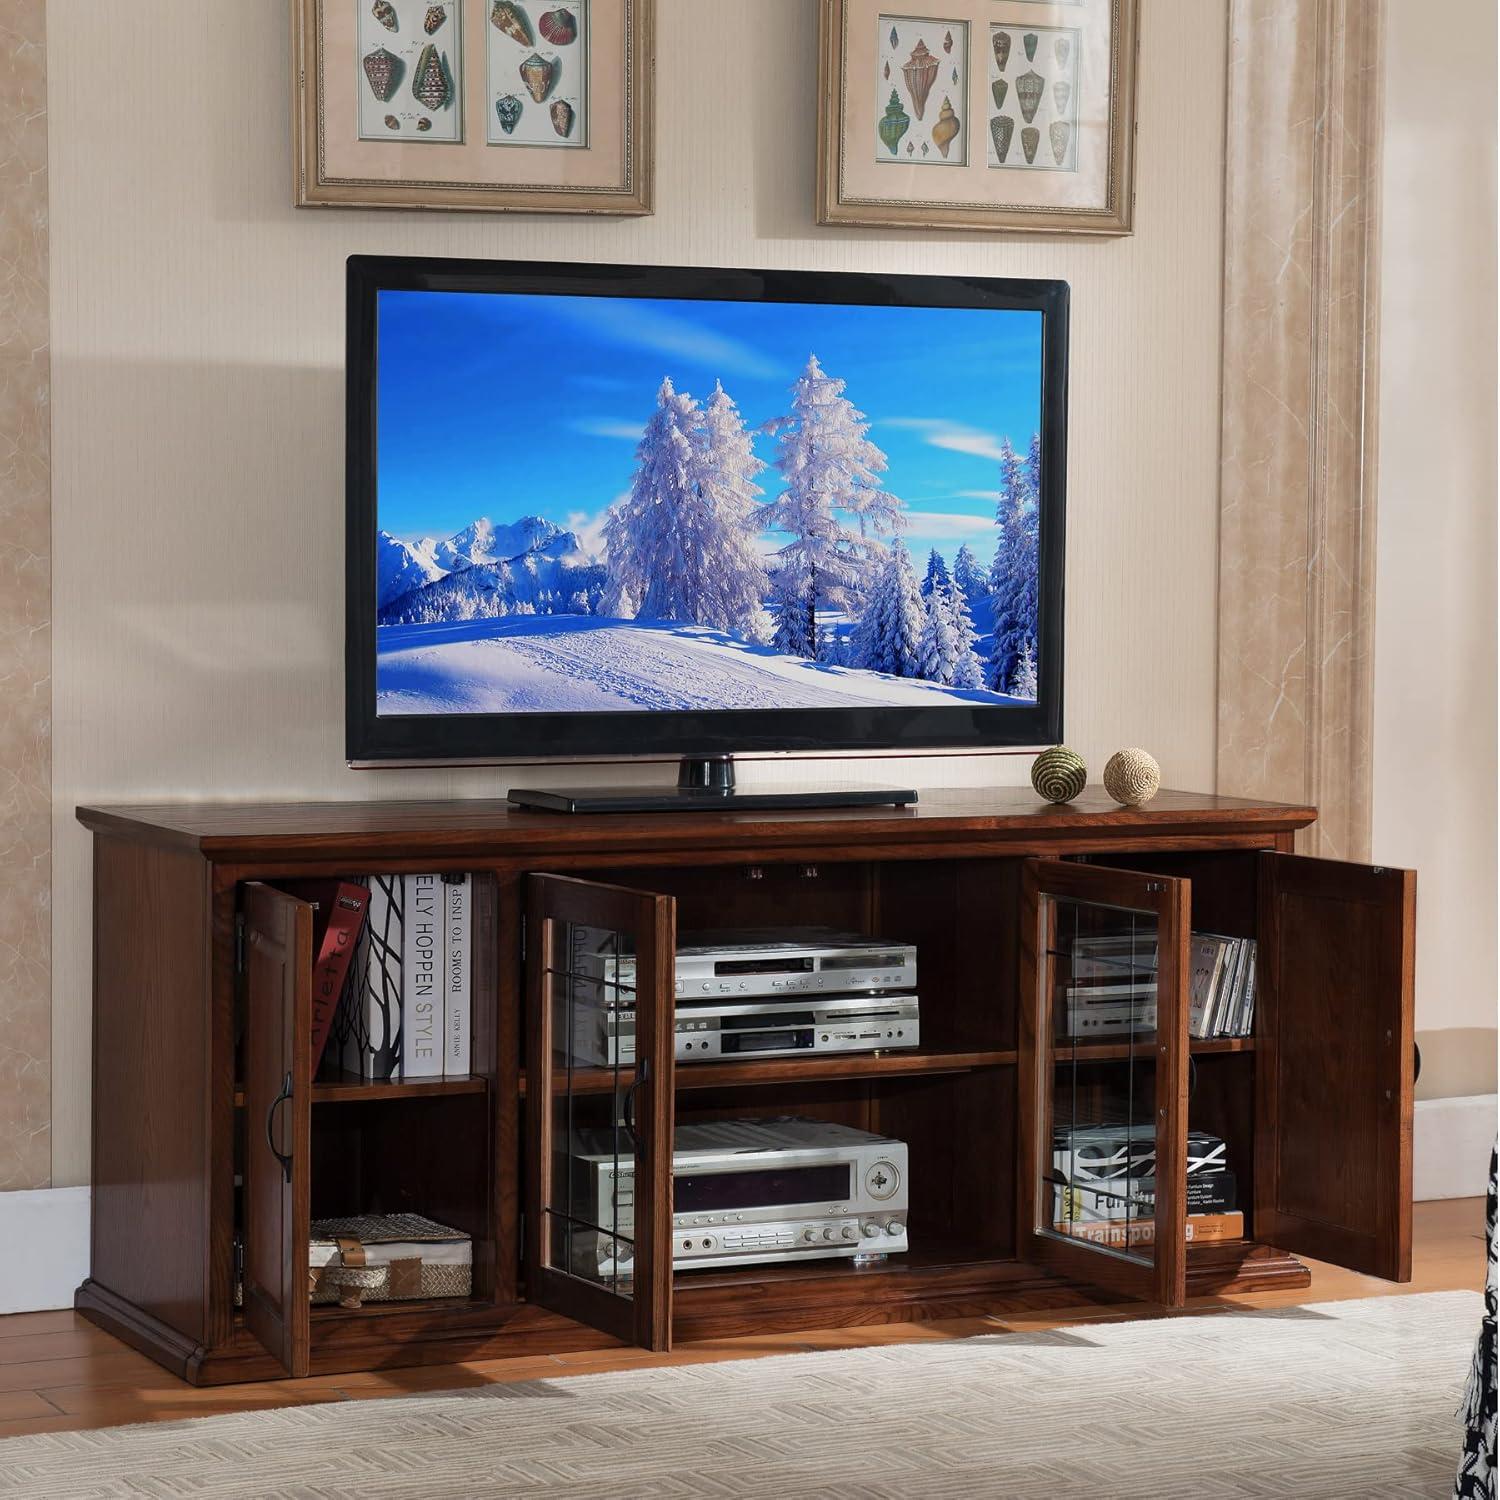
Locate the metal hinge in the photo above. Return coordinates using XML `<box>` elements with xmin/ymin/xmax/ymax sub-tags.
<box><xmin>234</xmin><ymin>914</ymin><xmax>246</xmax><ymax>976</ymax></box>
<box><xmin>234</xmin><ymin>1234</ymin><xmax>244</xmax><ymax>1279</ymax></box>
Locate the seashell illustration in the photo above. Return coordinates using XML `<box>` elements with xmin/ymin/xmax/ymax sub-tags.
<box><xmin>931</xmin><ymin>96</ymin><xmax>960</xmax><ymax>158</ymax></box>
<box><xmin>906</xmin><ymin>139</ymin><xmax>914</xmax><ymax>155</ymax></box>
<box><xmin>491</xmin><ymin>0</ymin><xmax>533</xmax><ymax>45</ymax></box>
<box><xmin>416</xmin><ymin>116</ymin><xmax>432</xmax><ymax>131</ymax></box>
<box><xmin>1021</xmin><ymin>125</ymin><xmax>1039</xmax><ymax>163</ymax></box>
<box><xmin>942</xmin><ymin>29</ymin><xmax>953</xmax><ymax>53</ymax></box>
<box><xmin>991</xmin><ymin>78</ymin><xmax>1007</xmax><ymax>110</ymax></box>
<box><xmin>889</xmin><ymin>23</ymin><xmax>899</xmax><ymax>48</ymax></box>
<box><xmin>371</xmin><ymin>0</ymin><xmax>398</xmax><ymax>31</ymax></box>
<box><xmin>951</xmin><ymin>66</ymin><xmax>959</xmax><ymax>83</ymax></box>
<box><xmin>412</xmin><ymin>43</ymin><xmax>449</xmax><ymax>109</ymax></box>
<box><xmin>1015</xmin><ymin>69</ymin><xmax>1044</xmax><ymax>123</ymax></box>
<box><xmin>884</xmin><ymin>60</ymin><xmax>890</xmax><ymax>80</ymax></box>
<box><xmin>1055</xmin><ymin>36</ymin><xmax>1070</xmax><ymax>67</ymax></box>
<box><xmin>1049</xmin><ymin>121</ymin><xmax>1070</xmax><ymax>165</ymax></box>
<box><xmin>519</xmin><ymin>51</ymin><xmax>555</xmax><ymax>102</ymax></box>
<box><xmin>362</xmin><ymin>46</ymin><xmax>400</xmax><ymax>101</ymax></box>
<box><xmin>1053</xmin><ymin>81</ymin><xmax>1071</xmax><ymax>117</ymax></box>
<box><xmin>495</xmin><ymin>93</ymin><xmax>523</xmax><ymax>132</ymax></box>
<box><xmin>550</xmin><ymin>98</ymin><xmax>575</xmax><ymax>136</ymax></box>
<box><xmin>1023</xmin><ymin>32</ymin><xmax>1038</xmax><ymax>61</ymax></box>
<box><xmin>989</xmin><ymin>113</ymin><xmax>1013</xmax><ymax>162</ymax></box>
<box><xmin>424</xmin><ymin>4</ymin><xmax>447</xmax><ymax>33</ymax></box>
<box><xmin>901</xmin><ymin>39</ymin><xmax>939</xmax><ymax>121</ymax></box>
<box><xmin>877</xmin><ymin>89</ymin><xmax>910</xmax><ymax>156</ymax></box>
<box><xmin>539</xmin><ymin>7</ymin><xmax>577</xmax><ymax>44</ymax></box>
<box><xmin>921</xmin><ymin>140</ymin><xmax>929</xmax><ymax>156</ymax></box>
<box><xmin>384</xmin><ymin>114</ymin><xmax>400</xmax><ymax>129</ymax></box>
<box><xmin>992</xmin><ymin>29</ymin><xmax>1010</xmax><ymax>71</ymax></box>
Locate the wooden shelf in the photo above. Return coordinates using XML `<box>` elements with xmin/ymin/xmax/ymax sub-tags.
<box><xmin>519</xmin><ymin>1047</ymin><xmax>1019</xmax><ymax>1096</ymax></box>
<box><xmin>233</xmin><ymin>1072</ymin><xmax>488</xmax><ymax>1108</ymax></box>
<box><xmin>1051</xmin><ymin>1037</ymin><xmax>1255</xmax><ymax>1062</ymax></box>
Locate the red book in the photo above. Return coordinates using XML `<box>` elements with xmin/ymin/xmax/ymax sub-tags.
<box><xmin>283</xmin><ymin>881</ymin><xmax>369</xmax><ymax>1071</ymax></box>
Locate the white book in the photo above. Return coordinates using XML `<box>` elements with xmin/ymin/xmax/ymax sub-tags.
<box><xmin>443</xmin><ymin>874</ymin><xmax>472</xmax><ymax>1077</ymax></box>
<box><xmin>1187</xmin><ymin>935</ymin><xmax>1229</xmax><ymax>1038</ymax></box>
<box><xmin>402</xmin><ymin>874</ymin><xmax>442</xmax><ymax>1079</ymax></box>
<box><xmin>339</xmin><ymin>874</ymin><xmax>402</xmax><ymax>1080</ymax></box>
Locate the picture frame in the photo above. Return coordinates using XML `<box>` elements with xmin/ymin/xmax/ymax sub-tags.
<box><xmin>817</xmin><ymin>0</ymin><xmax>1138</xmax><ymax>234</ymax></box>
<box><xmin>292</xmin><ymin>0</ymin><xmax>653</xmax><ymax>215</ymax></box>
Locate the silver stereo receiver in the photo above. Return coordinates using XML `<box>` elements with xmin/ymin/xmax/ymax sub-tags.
<box><xmin>576</xmin><ymin>928</ymin><xmax>918</xmax><ymax>1001</ymax></box>
<box><xmin>568</xmin><ymin>1118</ymin><xmax>909</xmax><ymax>1276</ymax></box>
<box><xmin>572</xmin><ymin>992</ymin><xmax>920</xmax><ymax>1068</ymax></box>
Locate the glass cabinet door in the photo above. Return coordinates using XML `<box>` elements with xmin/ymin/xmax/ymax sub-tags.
<box><xmin>1017</xmin><ymin>859</ymin><xmax>1191</xmax><ymax>1307</ymax></box>
<box><xmin>525</xmin><ymin>874</ymin><xmax>676</xmax><ymax>1351</ymax></box>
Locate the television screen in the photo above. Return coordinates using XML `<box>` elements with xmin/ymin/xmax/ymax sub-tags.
<box><xmin>346</xmin><ymin>258</ymin><xmax>1066</xmax><ymax>764</ymax></box>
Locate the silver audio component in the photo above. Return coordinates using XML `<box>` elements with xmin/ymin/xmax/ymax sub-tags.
<box><xmin>577</xmin><ymin>928</ymin><xmax>918</xmax><ymax>1002</ymax></box>
<box><xmin>572</xmin><ymin>992</ymin><xmax>921</xmax><ymax>1068</ymax></box>
<box><xmin>568</xmin><ymin>1118</ymin><xmax>910</xmax><ymax>1276</ymax></box>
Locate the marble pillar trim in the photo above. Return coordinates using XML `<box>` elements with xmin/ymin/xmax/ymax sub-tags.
<box><xmin>1218</xmin><ymin>0</ymin><xmax>1383</xmax><ymax>860</ymax></box>
<box><xmin>0</xmin><ymin>0</ymin><xmax>51</xmax><ymax>1190</ymax></box>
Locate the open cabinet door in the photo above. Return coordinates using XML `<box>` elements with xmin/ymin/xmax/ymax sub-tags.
<box><xmin>241</xmin><ymin>883</ymin><xmax>313</xmax><ymax>1377</ymax></box>
<box><xmin>1255</xmin><ymin>854</ymin><xmax>1416</xmax><ymax>1280</ymax></box>
<box><xmin>526</xmin><ymin>873</ymin><xmax>676</xmax><ymax>1352</ymax></box>
<box><xmin>1018</xmin><ymin>859</ymin><xmax>1192</xmax><ymax>1307</ymax></box>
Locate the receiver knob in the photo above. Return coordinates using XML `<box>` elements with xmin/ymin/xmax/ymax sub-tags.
<box><xmin>840</xmin><ymin>1224</ymin><xmax>857</xmax><ymax>1241</ymax></box>
<box><xmin>862</xmin><ymin>1221</ymin><xmax>880</xmax><ymax>1238</ymax></box>
<box><xmin>822</xmin><ymin>1226</ymin><xmax>836</xmax><ymax>1241</ymax></box>
<box><xmin>885</xmin><ymin>1220</ymin><xmax>902</xmax><ymax>1237</ymax></box>
<box><xmin>801</xmin><ymin>1228</ymin><xmax>818</xmax><ymax>1244</ymax></box>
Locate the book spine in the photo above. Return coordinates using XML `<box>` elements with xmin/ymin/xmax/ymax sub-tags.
<box><xmin>402</xmin><ymin>874</ymin><xmax>442</xmax><ymax>1079</ymax></box>
<box><xmin>1053</xmin><ymin>1211</ymin><xmax>1245</xmax><ymax>1248</ymax></box>
<box><xmin>442</xmin><ymin>874</ymin><xmax>471</xmax><ymax>1077</ymax></box>
<box><xmin>310</xmin><ymin>883</ymin><xmax>368</xmax><ymax>1072</ymax></box>
<box><xmin>344</xmin><ymin>874</ymin><xmax>403</xmax><ymax>1080</ymax></box>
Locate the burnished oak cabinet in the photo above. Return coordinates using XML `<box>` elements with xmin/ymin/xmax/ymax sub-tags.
<box><xmin>75</xmin><ymin>789</ymin><xmax>1415</xmax><ymax>1384</ymax></box>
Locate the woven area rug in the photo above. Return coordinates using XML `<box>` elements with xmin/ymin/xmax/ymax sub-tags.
<box><xmin>0</xmin><ymin>1292</ymin><xmax>1480</xmax><ymax>1498</ymax></box>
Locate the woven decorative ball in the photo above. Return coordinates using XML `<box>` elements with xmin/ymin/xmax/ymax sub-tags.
<box><xmin>1031</xmin><ymin>746</ymin><xmax>1087</xmax><ymax>804</ymax></box>
<box><xmin>1103</xmin><ymin>748</ymin><xmax>1161</xmax><ymax>806</ymax></box>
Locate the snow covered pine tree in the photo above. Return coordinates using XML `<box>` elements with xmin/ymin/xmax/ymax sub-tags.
<box><xmin>1010</xmin><ymin>639</ymin><xmax>1039</xmax><ymax>700</ymax></box>
<box><xmin>602</xmin><ymin>377</ymin><xmax>768</xmax><ymax>638</ymax></box>
<box><xmin>762</xmin><ymin>355</ymin><xmax>905</xmax><ymax>659</ymax></box>
<box><xmin>917</xmin><ymin>572</ymin><xmax>960</xmax><ymax>684</ymax></box>
<box><xmin>945</xmin><ymin>574</ymin><xmax>986</xmax><ymax>689</ymax></box>
<box><xmin>986</xmin><ymin>434</ymin><xmax>1041</xmax><ymax>694</ymax></box>
<box><xmin>952</xmin><ymin>543</ymin><xmax>987</xmax><ymax>615</ymax></box>
<box><xmin>921</xmin><ymin>548</ymin><xmax>951</xmax><ymax>599</ymax></box>
<box><xmin>849</xmin><ymin>540</ymin><xmax>924</xmax><ymax>677</ymax></box>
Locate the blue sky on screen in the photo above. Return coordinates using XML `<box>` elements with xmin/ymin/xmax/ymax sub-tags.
<box><xmin>376</xmin><ymin>288</ymin><xmax>1042</xmax><ymax>566</ymax></box>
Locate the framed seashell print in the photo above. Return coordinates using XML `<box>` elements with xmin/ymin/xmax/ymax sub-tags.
<box><xmin>818</xmin><ymin>0</ymin><xmax>1137</xmax><ymax>233</ymax></box>
<box><xmin>293</xmin><ymin>0</ymin><xmax>653</xmax><ymax>214</ymax></box>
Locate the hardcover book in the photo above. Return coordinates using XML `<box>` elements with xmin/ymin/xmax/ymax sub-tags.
<box><xmin>402</xmin><ymin>874</ymin><xmax>442</xmax><ymax>1079</ymax></box>
<box><xmin>280</xmin><ymin>879</ymin><xmax>369</xmax><ymax>1072</ymax></box>
<box><xmin>442</xmin><ymin>874</ymin><xmax>471</xmax><ymax>1076</ymax></box>
<box><xmin>337</xmin><ymin>873</ymin><xmax>404</xmax><ymax>1080</ymax></box>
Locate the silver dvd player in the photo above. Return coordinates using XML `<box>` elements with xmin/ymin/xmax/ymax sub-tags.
<box><xmin>578</xmin><ymin>928</ymin><xmax>918</xmax><ymax>1001</ymax></box>
<box><xmin>572</xmin><ymin>991</ymin><xmax>921</xmax><ymax>1068</ymax></box>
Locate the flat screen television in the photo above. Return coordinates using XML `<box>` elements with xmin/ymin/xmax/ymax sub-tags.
<box><xmin>346</xmin><ymin>256</ymin><xmax>1068</xmax><ymax>803</ymax></box>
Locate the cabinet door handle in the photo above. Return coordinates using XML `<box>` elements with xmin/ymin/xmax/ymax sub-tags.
<box><xmin>266</xmin><ymin>1071</ymin><xmax>293</xmax><ymax>1184</ymax></box>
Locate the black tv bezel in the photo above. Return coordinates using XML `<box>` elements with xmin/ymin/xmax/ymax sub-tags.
<box><xmin>346</xmin><ymin>254</ymin><xmax>1068</xmax><ymax>765</ymax></box>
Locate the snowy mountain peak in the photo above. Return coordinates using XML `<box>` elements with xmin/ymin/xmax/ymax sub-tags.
<box><xmin>376</xmin><ymin>530</ymin><xmax>449</xmax><ymax>608</ymax></box>
<box><xmin>434</xmin><ymin>515</ymin><xmax>568</xmax><ymax>570</ymax></box>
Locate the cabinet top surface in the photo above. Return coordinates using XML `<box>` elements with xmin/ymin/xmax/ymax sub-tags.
<box><xmin>77</xmin><ymin>786</ymin><xmax>1316</xmax><ymax>859</ymax></box>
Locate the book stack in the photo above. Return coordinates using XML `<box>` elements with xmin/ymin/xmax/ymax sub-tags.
<box><xmin>1051</xmin><ymin>1124</ymin><xmax>1243</xmax><ymax>1245</ymax></box>
<box><xmin>321</xmin><ymin>873</ymin><xmax>474</xmax><ymax>1081</ymax></box>
<box><xmin>1063</xmin><ymin>931</ymin><xmax>1257</xmax><ymax>1041</ymax></box>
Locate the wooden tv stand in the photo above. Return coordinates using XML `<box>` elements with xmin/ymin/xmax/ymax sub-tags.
<box><xmin>75</xmin><ymin>788</ymin><xmax>1415</xmax><ymax>1385</ymax></box>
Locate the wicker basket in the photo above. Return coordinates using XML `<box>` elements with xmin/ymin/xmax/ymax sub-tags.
<box><xmin>308</xmin><ymin>1213</ymin><xmax>472</xmax><ymax>1308</ymax></box>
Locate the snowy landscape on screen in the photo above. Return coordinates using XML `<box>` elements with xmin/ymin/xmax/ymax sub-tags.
<box><xmin>375</xmin><ymin>291</ymin><xmax>1044</xmax><ymax>716</ymax></box>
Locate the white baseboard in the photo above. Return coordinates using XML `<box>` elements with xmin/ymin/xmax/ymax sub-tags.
<box><xmin>1415</xmin><ymin>1095</ymin><xmax>1497</xmax><ymax>1200</ymax></box>
<box><xmin>0</xmin><ymin>1186</ymin><xmax>90</xmax><ymax>1313</ymax></box>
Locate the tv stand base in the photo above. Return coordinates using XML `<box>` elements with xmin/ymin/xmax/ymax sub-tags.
<box><xmin>507</xmin><ymin>755</ymin><xmax>918</xmax><ymax>814</ymax></box>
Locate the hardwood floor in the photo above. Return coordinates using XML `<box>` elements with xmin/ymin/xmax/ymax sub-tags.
<box><xmin>0</xmin><ymin>1199</ymin><xmax>1485</xmax><ymax>1442</ymax></box>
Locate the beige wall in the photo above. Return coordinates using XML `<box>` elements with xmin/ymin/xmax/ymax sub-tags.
<box><xmin>1374</xmin><ymin>0</ymin><xmax>1498</xmax><ymax>1101</ymax></box>
<box><xmin>47</xmin><ymin>0</ymin><xmax>1230</xmax><ymax>1186</ymax></box>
